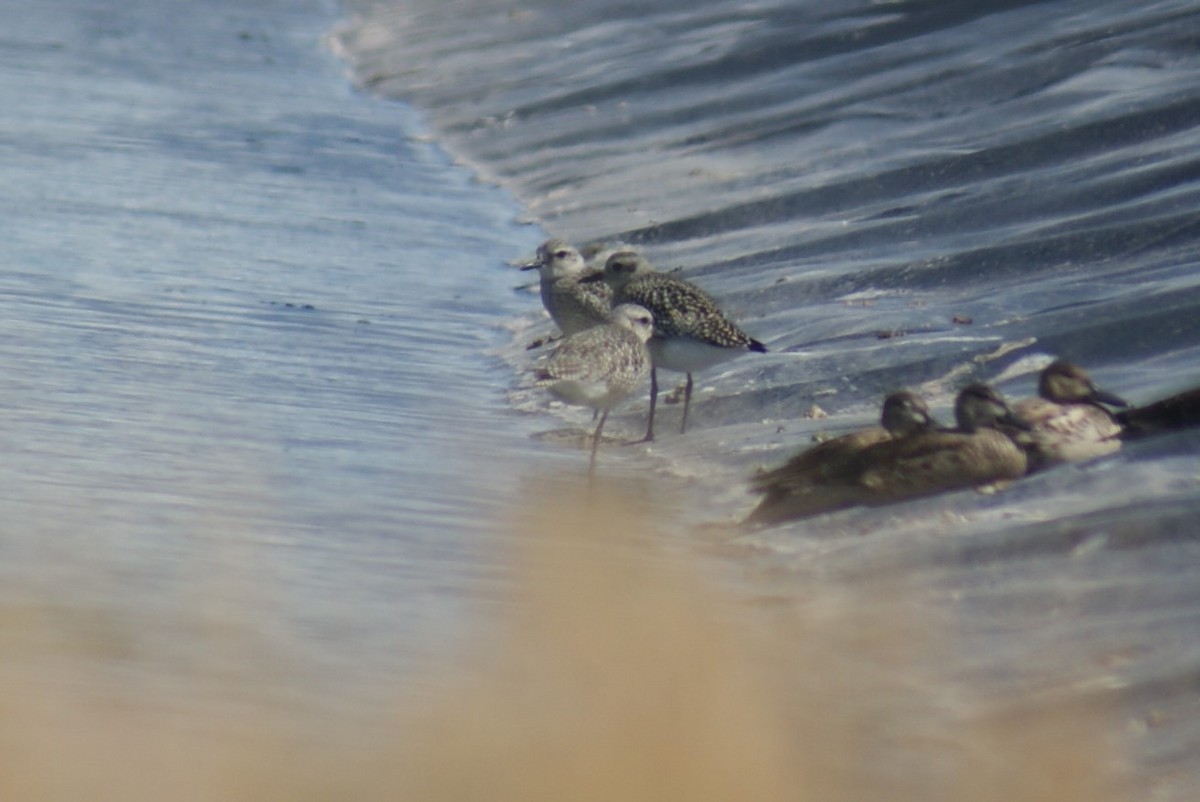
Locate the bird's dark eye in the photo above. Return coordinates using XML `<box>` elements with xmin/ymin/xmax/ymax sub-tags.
<box><xmin>554</xmin><ymin>250</ymin><xmax>570</xmax><ymax>259</ymax></box>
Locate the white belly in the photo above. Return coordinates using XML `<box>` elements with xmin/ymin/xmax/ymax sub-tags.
<box><xmin>650</xmin><ymin>336</ymin><xmax>745</xmax><ymax>373</ymax></box>
<box><xmin>546</xmin><ymin>378</ymin><xmax>631</xmax><ymax>410</ymax></box>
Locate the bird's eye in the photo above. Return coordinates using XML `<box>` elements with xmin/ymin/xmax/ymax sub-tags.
<box><xmin>554</xmin><ymin>250</ymin><xmax>570</xmax><ymax>259</ymax></box>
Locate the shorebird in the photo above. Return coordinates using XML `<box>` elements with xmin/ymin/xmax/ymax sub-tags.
<box><xmin>744</xmin><ymin>384</ymin><xmax>1029</xmax><ymax>524</ymax></box>
<box><xmin>1010</xmin><ymin>360</ymin><xmax>1128</xmax><ymax>471</ymax></box>
<box><xmin>745</xmin><ymin>391</ymin><xmax>938</xmax><ymax>526</ymax></box>
<box><xmin>520</xmin><ymin>238</ymin><xmax>613</xmax><ymax>336</ymax></box>
<box><xmin>533</xmin><ymin>303</ymin><xmax>654</xmax><ymax>473</ymax></box>
<box><xmin>583</xmin><ymin>251</ymin><xmax>766</xmax><ymax>440</ymax></box>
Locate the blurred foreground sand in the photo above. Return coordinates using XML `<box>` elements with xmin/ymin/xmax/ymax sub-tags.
<box><xmin>0</xmin><ymin>479</ymin><xmax>1128</xmax><ymax>801</ymax></box>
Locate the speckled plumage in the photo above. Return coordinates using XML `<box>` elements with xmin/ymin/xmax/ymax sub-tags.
<box><xmin>744</xmin><ymin>385</ymin><xmax>1028</xmax><ymax>525</ymax></box>
<box><xmin>600</xmin><ymin>252</ymin><xmax>759</xmax><ymax>350</ymax></box>
<box><xmin>533</xmin><ymin>303</ymin><xmax>653</xmax><ymax>473</ymax></box>
<box><xmin>585</xmin><ymin>251</ymin><xmax>767</xmax><ymax>439</ymax></box>
<box><xmin>520</xmin><ymin>238</ymin><xmax>613</xmax><ymax>336</ymax></box>
<box><xmin>1010</xmin><ymin>360</ymin><xmax>1127</xmax><ymax>471</ymax></box>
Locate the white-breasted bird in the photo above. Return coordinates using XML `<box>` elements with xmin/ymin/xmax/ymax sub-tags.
<box><xmin>521</xmin><ymin>238</ymin><xmax>613</xmax><ymax>336</ymax></box>
<box><xmin>534</xmin><ymin>303</ymin><xmax>654</xmax><ymax>473</ymax></box>
<box><xmin>582</xmin><ymin>251</ymin><xmax>766</xmax><ymax>440</ymax></box>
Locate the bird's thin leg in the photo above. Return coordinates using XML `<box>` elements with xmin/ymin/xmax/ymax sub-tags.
<box><xmin>589</xmin><ymin>409</ymin><xmax>610</xmax><ymax>475</ymax></box>
<box><xmin>632</xmin><ymin>367</ymin><xmax>657</xmax><ymax>443</ymax></box>
<box><xmin>680</xmin><ymin>372</ymin><xmax>694</xmax><ymax>434</ymax></box>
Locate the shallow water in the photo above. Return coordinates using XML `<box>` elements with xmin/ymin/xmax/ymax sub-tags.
<box><xmin>0</xmin><ymin>0</ymin><xmax>562</xmax><ymax>709</ymax></box>
<box><xmin>334</xmin><ymin>0</ymin><xmax>1200</xmax><ymax>796</ymax></box>
<box><xmin>3</xmin><ymin>0</ymin><xmax>1198</xmax><ymax>792</ymax></box>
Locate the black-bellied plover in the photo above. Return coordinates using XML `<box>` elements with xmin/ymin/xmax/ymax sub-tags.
<box><xmin>582</xmin><ymin>251</ymin><xmax>767</xmax><ymax>440</ymax></box>
<box><xmin>746</xmin><ymin>391</ymin><xmax>938</xmax><ymax>526</ymax></box>
<box><xmin>534</xmin><ymin>303</ymin><xmax>654</xmax><ymax>473</ymax></box>
<box><xmin>745</xmin><ymin>385</ymin><xmax>1028</xmax><ymax>524</ymax></box>
<box><xmin>1010</xmin><ymin>360</ymin><xmax>1127</xmax><ymax>471</ymax></box>
<box><xmin>520</xmin><ymin>238</ymin><xmax>613</xmax><ymax>336</ymax></box>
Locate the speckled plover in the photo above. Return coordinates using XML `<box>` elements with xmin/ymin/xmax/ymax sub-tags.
<box><xmin>584</xmin><ymin>251</ymin><xmax>766</xmax><ymax>440</ymax></box>
<box><xmin>534</xmin><ymin>303</ymin><xmax>654</xmax><ymax>473</ymax></box>
<box><xmin>521</xmin><ymin>238</ymin><xmax>613</xmax><ymax>336</ymax></box>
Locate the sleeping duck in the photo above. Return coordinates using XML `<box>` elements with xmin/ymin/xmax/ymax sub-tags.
<box><xmin>1010</xmin><ymin>360</ymin><xmax>1128</xmax><ymax>471</ymax></box>
<box><xmin>746</xmin><ymin>384</ymin><xmax>1028</xmax><ymax>525</ymax></box>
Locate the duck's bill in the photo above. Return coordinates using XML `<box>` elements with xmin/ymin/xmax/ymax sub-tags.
<box><xmin>1000</xmin><ymin>411</ymin><xmax>1035</xmax><ymax>431</ymax></box>
<box><xmin>1091</xmin><ymin>388</ymin><xmax>1129</xmax><ymax>408</ymax></box>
